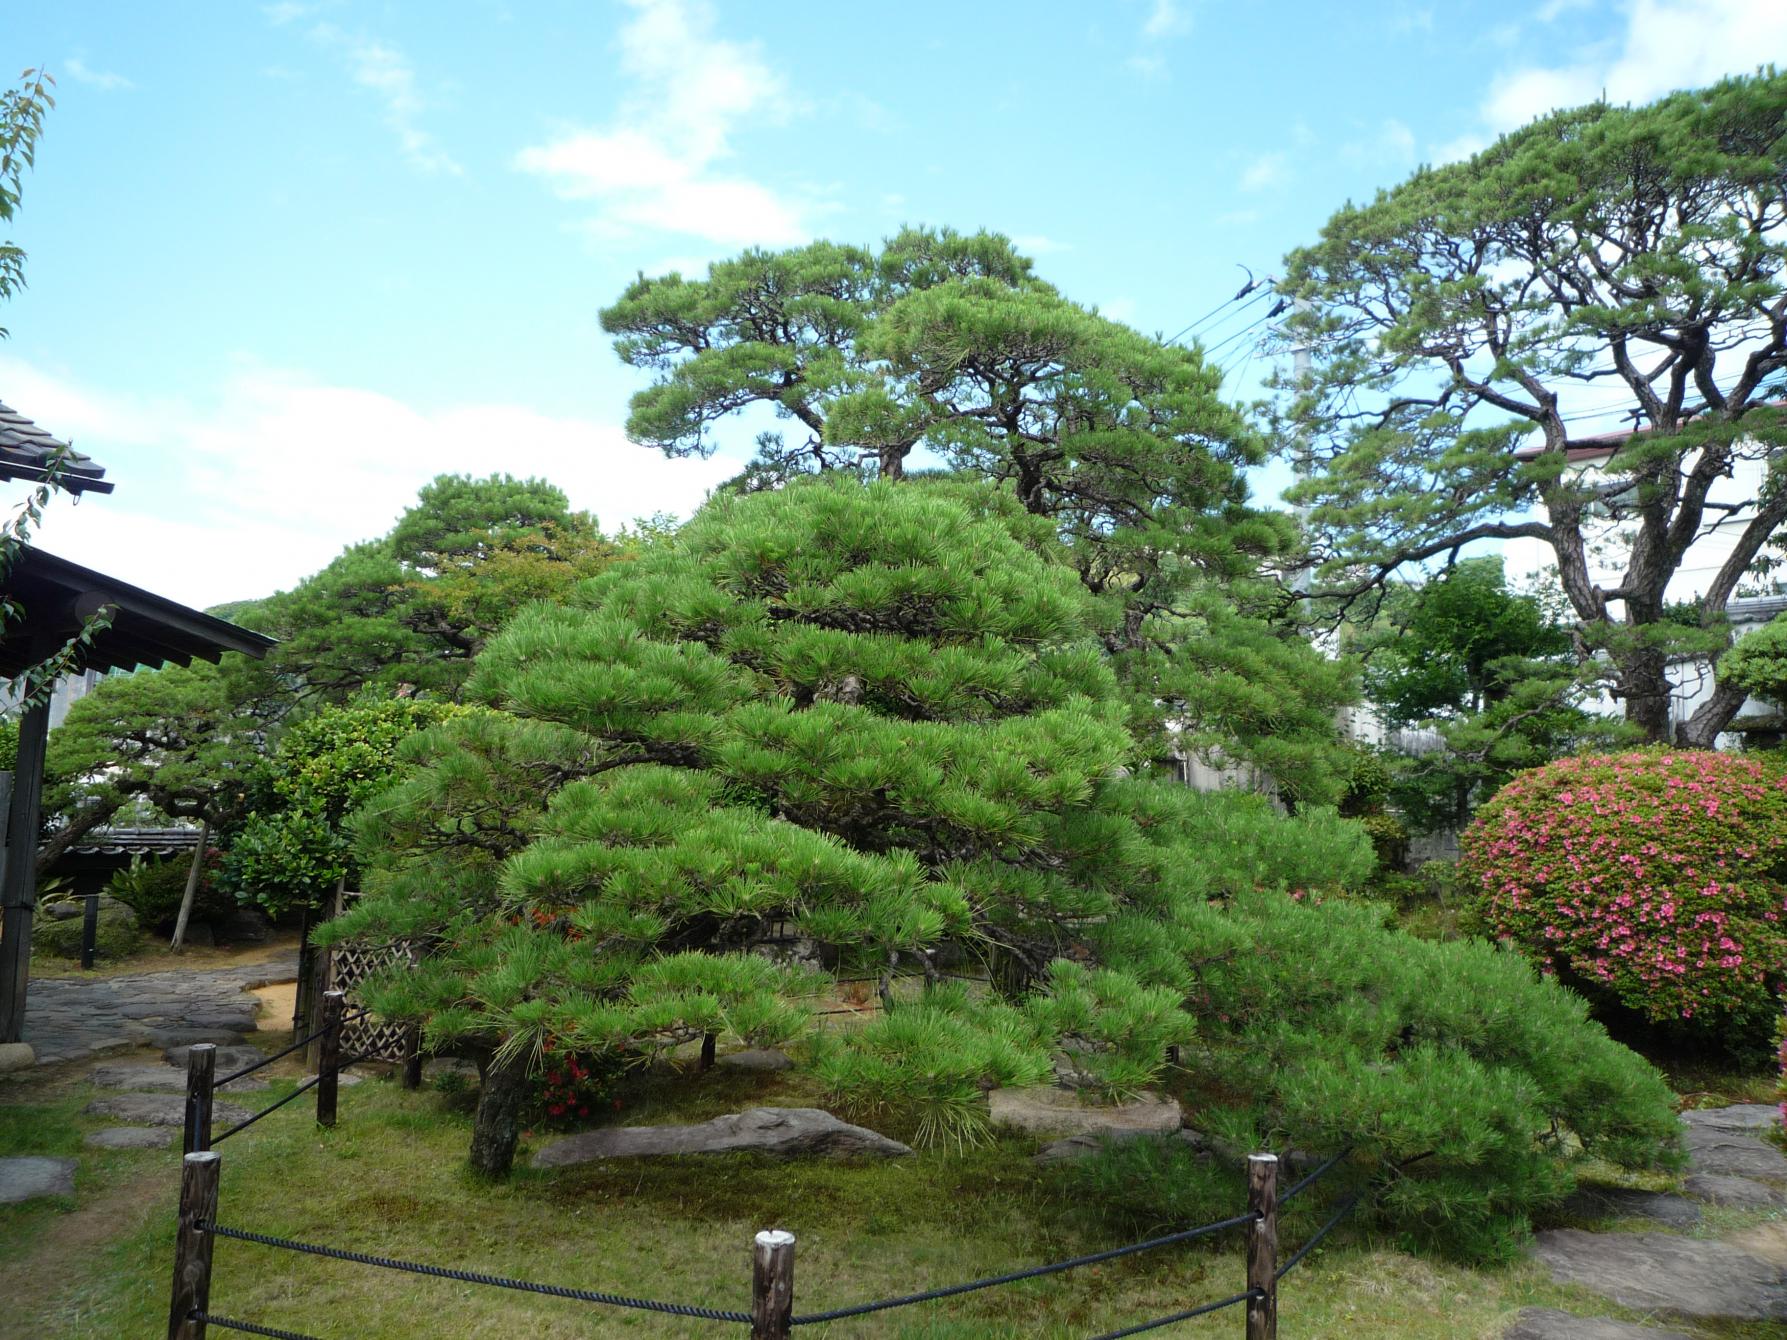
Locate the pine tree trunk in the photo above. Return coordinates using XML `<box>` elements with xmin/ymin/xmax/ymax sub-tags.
<box><xmin>468</xmin><ymin>1047</ymin><xmax>529</xmax><ymax>1177</ymax></box>
<box><xmin>168</xmin><ymin>820</ymin><xmax>210</xmax><ymax>951</ymax></box>
<box><xmin>1620</xmin><ymin>642</ymin><xmax>1673</xmax><ymax>744</ymax></box>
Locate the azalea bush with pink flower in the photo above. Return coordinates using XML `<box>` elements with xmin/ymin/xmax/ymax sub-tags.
<box><xmin>1462</xmin><ymin>749</ymin><xmax>1787</xmax><ymax>1045</ymax></box>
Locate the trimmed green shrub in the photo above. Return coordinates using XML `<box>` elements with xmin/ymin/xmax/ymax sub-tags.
<box><xmin>1462</xmin><ymin>749</ymin><xmax>1787</xmax><ymax>1044</ymax></box>
<box><xmin>106</xmin><ymin>852</ymin><xmax>233</xmax><ymax>933</ymax></box>
<box><xmin>33</xmin><ymin>895</ymin><xmax>141</xmax><ymax>960</ymax></box>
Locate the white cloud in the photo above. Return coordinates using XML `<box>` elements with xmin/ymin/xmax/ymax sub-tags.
<box><xmin>63</xmin><ymin>57</ymin><xmax>134</xmax><ymax>92</ymax></box>
<box><xmin>1239</xmin><ymin>152</ymin><xmax>1287</xmax><ymax>192</ymax></box>
<box><xmin>1445</xmin><ymin>0</ymin><xmax>1787</xmax><ymax>158</ymax></box>
<box><xmin>1101</xmin><ymin>297</ymin><xmax>1138</xmax><ymax>324</ymax></box>
<box><xmin>1141</xmin><ymin>0</ymin><xmax>1191</xmax><ymax>39</ymax></box>
<box><xmin>516</xmin><ymin>0</ymin><xmax>808</xmax><ymax>249</ymax></box>
<box><xmin>1</xmin><ymin>356</ymin><xmax>736</xmax><ymax>608</ymax></box>
<box><xmin>310</xmin><ymin>27</ymin><xmax>462</xmax><ymax>175</ymax></box>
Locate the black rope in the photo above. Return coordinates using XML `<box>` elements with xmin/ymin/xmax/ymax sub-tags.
<box><xmin>1276</xmin><ymin>1191</ymin><xmax>1361</xmax><ymax>1280</ymax></box>
<box><xmin>211</xmin><ymin>1074</ymin><xmax>323</xmax><ymax>1145</ymax></box>
<box><xmin>190</xmin><ymin>1312</ymin><xmax>327</xmax><ymax>1340</ymax></box>
<box><xmin>217</xmin><ymin>1009</ymin><xmax>371</xmax><ymax>1086</ymax></box>
<box><xmin>1279</xmin><ymin>1147</ymin><xmax>1351</xmax><ymax>1204</ymax></box>
<box><xmin>788</xmin><ymin>1211</ymin><xmax>1259</xmax><ymax>1325</ymax></box>
<box><xmin>201</xmin><ymin>1223</ymin><xmax>751</xmax><ymax>1323</ymax></box>
<box><xmin>1084</xmin><ymin>1288</ymin><xmax>1262</xmax><ymax>1340</ymax></box>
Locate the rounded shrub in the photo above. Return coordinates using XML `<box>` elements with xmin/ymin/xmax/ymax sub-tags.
<box><xmin>1462</xmin><ymin>749</ymin><xmax>1787</xmax><ymax>1038</ymax></box>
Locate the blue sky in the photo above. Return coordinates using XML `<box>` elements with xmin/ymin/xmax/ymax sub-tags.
<box><xmin>5</xmin><ymin>0</ymin><xmax>1783</xmax><ymax>607</ymax></box>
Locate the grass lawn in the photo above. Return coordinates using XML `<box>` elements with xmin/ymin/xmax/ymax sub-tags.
<box><xmin>6</xmin><ymin>1047</ymin><xmax>1783</xmax><ymax>1340</ymax></box>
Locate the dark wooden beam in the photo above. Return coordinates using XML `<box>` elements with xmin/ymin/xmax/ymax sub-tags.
<box><xmin>0</xmin><ymin>700</ymin><xmax>51</xmax><ymax>1043</ymax></box>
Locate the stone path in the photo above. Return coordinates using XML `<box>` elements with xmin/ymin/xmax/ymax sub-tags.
<box><xmin>19</xmin><ymin>952</ymin><xmax>298</xmax><ymax>1065</ymax></box>
<box><xmin>1522</xmin><ymin>1103</ymin><xmax>1787</xmax><ymax>1333</ymax></box>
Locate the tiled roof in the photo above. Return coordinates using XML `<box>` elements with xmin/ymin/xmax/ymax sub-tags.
<box><xmin>0</xmin><ymin>400</ymin><xmax>113</xmax><ymax>494</ymax></box>
<box><xmin>66</xmin><ymin>827</ymin><xmax>204</xmax><ymax>858</ymax></box>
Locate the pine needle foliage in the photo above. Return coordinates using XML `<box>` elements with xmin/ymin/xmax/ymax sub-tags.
<box><xmin>323</xmin><ymin>478</ymin><xmax>1680</xmax><ymax>1254</ymax></box>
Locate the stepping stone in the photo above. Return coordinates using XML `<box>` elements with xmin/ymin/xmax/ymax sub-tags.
<box><xmin>1559</xmin><ymin>1186</ymin><xmax>1700</xmax><ymax>1228</ymax></box>
<box><xmin>1685</xmin><ymin>1173</ymin><xmax>1786</xmax><ymax>1208</ymax></box>
<box><xmin>1730</xmin><ymin>1223</ymin><xmax>1787</xmax><ymax>1268</ymax></box>
<box><xmin>1531</xmin><ymin>1229</ymin><xmax>1787</xmax><ymax>1321</ymax></box>
<box><xmin>143</xmin><ymin>1027</ymin><xmax>245</xmax><ymax>1050</ymax></box>
<box><xmin>84</xmin><ymin>1126</ymin><xmax>175</xmax><ymax>1150</ymax></box>
<box><xmin>717</xmin><ymin>1048</ymin><xmax>793</xmax><ymax>1072</ymax></box>
<box><xmin>89</xmin><ymin>1063</ymin><xmax>268</xmax><ymax>1095</ymax></box>
<box><xmin>0</xmin><ymin>1156</ymin><xmax>76</xmax><ymax>1204</ymax></box>
<box><xmin>987</xmin><ymin>1087</ymin><xmax>1181</xmax><ymax>1139</ymax></box>
<box><xmin>1685</xmin><ymin>1125</ymin><xmax>1787</xmax><ymax>1182</ymax></box>
<box><xmin>165</xmin><ymin>1044</ymin><xmax>268</xmax><ymax>1073</ymax></box>
<box><xmin>533</xmin><ymin>1107</ymin><xmax>912</xmax><ymax>1168</ymax></box>
<box><xmin>423</xmin><ymin>1058</ymin><xmax>479</xmax><ymax>1082</ymax></box>
<box><xmin>84</xmin><ymin>1093</ymin><xmax>252</xmax><ymax>1128</ymax></box>
<box><xmin>1503</xmin><ymin>1307</ymin><xmax>1692</xmax><ymax>1339</ymax></box>
<box><xmin>1682</xmin><ymin>1104</ymin><xmax>1781</xmax><ymax>1135</ymax></box>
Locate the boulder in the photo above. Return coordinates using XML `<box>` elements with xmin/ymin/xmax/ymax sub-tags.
<box><xmin>1685</xmin><ymin>1173</ymin><xmax>1785</xmax><ymax>1208</ymax></box>
<box><xmin>1502</xmin><ymin>1308</ymin><xmax>1692</xmax><ymax>1340</ymax></box>
<box><xmin>0</xmin><ymin>1041</ymin><xmax>35</xmax><ymax>1072</ymax></box>
<box><xmin>1558</xmin><ymin>1186</ymin><xmax>1700</xmax><ymax>1229</ymax></box>
<box><xmin>213</xmin><ymin>908</ymin><xmax>271</xmax><ymax>943</ymax></box>
<box><xmin>1682</xmin><ymin>1104</ymin><xmax>1781</xmax><ymax>1135</ymax></box>
<box><xmin>0</xmin><ymin>1156</ymin><xmax>76</xmax><ymax>1204</ymax></box>
<box><xmin>84</xmin><ymin>1126</ymin><xmax>175</xmax><ymax>1150</ymax></box>
<box><xmin>1531</xmin><ymin>1229</ymin><xmax>1787</xmax><ymax>1321</ymax></box>
<box><xmin>533</xmin><ymin>1107</ymin><xmax>912</xmax><ymax>1168</ymax></box>
<box><xmin>84</xmin><ymin>1092</ymin><xmax>252</xmax><ymax>1128</ymax></box>
<box><xmin>988</xmin><ymin>1086</ymin><xmax>1180</xmax><ymax>1139</ymax></box>
<box><xmin>1684</xmin><ymin>1125</ymin><xmax>1787</xmax><ymax>1182</ymax></box>
<box><xmin>716</xmin><ymin>1048</ymin><xmax>793</xmax><ymax>1072</ymax></box>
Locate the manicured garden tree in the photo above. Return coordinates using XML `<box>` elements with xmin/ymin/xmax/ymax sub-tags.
<box><xmin>222</xmin><ymin>697</ymin><xmax>463</xmax><ymax>918</ymax></box>
<box><xmin>326</xmin><ymin>478</ymin><xmax>1680</xmax><ymax>1257</ymax></box>
<box><xmin>1721</xmin><ymin>614</ymin><xmax>1787</xmax><ymax>717</ymax></box>
<box><xmin>1462</xmin><ymin>749</ymin><xmax>1787</xmax><ymax>1057</ymax></box>
<box><xmin>602</xmin><ymin>228</ymin><xmax>1357</xmax><ymax>803</ymax></box>
<box><xmin>1276</xmin><ymin>71</ymin><xmax>1787</xmax><ymax>750</ymax></box>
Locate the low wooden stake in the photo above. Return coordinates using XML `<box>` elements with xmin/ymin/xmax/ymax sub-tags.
<box><xmin>402</xmin><ymin>1025</ymin><xmax>423</xmax><ymax>1091</ymax></box>
<box><xmin>751</xmin><ymin>1229</ymin><xmax>795</xmax><ymax>1340</ymax></box>
<box><xmin>80</xmin><ymin>892</ymin><xmax>99</xmax><ymax>970</ymax></box>
<box><xmin>1247</xmin><ymin>1153</ymin><xmax>1279</xmax><ymax>1340</ymax></box>
<box><xmin>167</xmin><ymin>1150</ymin><xmax>220</xmax><ymax>1340</ymax></box>
<box><xmin>316</xmin><ymin>989</ymin><xmax>344</xmax><ymax>1128</ymax></box>
<box><xmin>184</xmin><ymin>1043</ymin><xmax>216</xmax><ymax>1155</ymax></box>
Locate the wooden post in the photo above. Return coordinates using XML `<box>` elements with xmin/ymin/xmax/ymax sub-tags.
<box><xmin>316</xmin><ymin>989</ymin><xmax>344</xmax><ymax>1128</ymax></box>
<box><xmin>184</xmin><ymin>1043</ymin><xmax>216</xmax><ymax>1155</ymax></box>
<box><xmin>751</xmin><ymin>1229</ymin><xmax>795</xmax><ymax>1340</ymax></box>
<box><xmin>0</xmin><ymin>701</ymin><xmax>50</xmax><ymax>1044</ymax></box>
<box><xmin>80</xmin><ymin>892</ymin><xmax>100</xmax><ymax>970</ymax></box>
<box><xmin>167</xmin><ymin>1150</ymin><xmax>221</xmax><ymax>1340</ymax></box>
<box><xmin>699</xmin><ymin>1031</ymin><xmax>717</xmax><ymax>1072</ymax></box>
<box><xmin>1246</xmin><ymin>1153</ymin><xmax>1278</xmax><ymax>1340</ymax></box>
<box><xmin>402</xmin><ymin>1025</ymin><xmax>423</xmax><ymax>1090</ymax></box>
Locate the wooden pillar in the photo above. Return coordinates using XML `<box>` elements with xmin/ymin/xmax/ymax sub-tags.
<box><xmin>751</xmin><ymin>1229</ymin><xmax>795</xmax><ymax>1340</ymax></box>
<box><xmin>0</xmin><ymin>701</ymin><xmax>51</xmax><ymax>1044</ymax></box>
<box><xmin>699</xmin><ymin>1031</ymin><xmax>717</xmax><ymax>1072</ymax></box>
<box><xmin>167</xmin><ymin>1150</ymin><xmax>221</xmax><ymax>1340</ymax></box>
<box><xmin>80</xmin><ymin>892</ymin><xmax>99</xmax><ymax>970</ymax></box>
<box><xmin>1246</xmin><ymin>1153</ymin><xmax>1279</xmax><ymax>1340</ymax></box>
<box><xmin>184</xmin><ymin>1043</ymin><xmax>216</xmax><ymax>1154</ymax></box>
<box><xmin>316</xmin><ymin>989</ymin><xmax>344</xmax><ymax>1128</ymax></box>
<box><xmin>402</xmin><ymin>1024</ymin><xmax>423</xmax><ymax>1091</ymax></box>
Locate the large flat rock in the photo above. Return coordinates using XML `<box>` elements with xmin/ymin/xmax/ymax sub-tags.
<box><xmin>1503</xmin><ymin>1308</ymin><xmax>1692</xmax><ymax>1340</ymax></box>
<box><xmin>533</xmin><ymin>1107</ymin><xmax>911</xmax><ymax>1168</ymax></box>
<box><xmin>987</xmin><ymin>1087</ymin><xmax>1181</xmax><ymax>1139</ymax></box>
<box><xmin>1684</xmin><ymin>1125</ymin><xmax>1787</xmax><ymax>1182</ymax></box>
<box><xmin>1685</xmin><ymin>1172</ymin><xmax>1785</xmax><ymax>1208</ymax></box>
<box><xmin>1531</xmin><ymin>1229</ymin><xmax>1787</xmax><ymax>1321</ymax></box>
<box><xmin>1682</xmin><ymin>1104</ymin><xmax>1781</xmax><ymax>1135</ymax></box>
<box><xmin>84</xmin><ymin>1126</ymin><xmax>176</xmax><ymax>1150</ymax></box>
<box><xmin>0</xmin><ymin>1156</ymin><xmax>76</xmax><ymax>1204</ymax></box>
<box><xmin>89</xmin><ymin>1063</ymin><xmax>268</xmax><ymax>1095</ymax></box>
<box><xmin>1558</xmin><ymin>1186</ymin><xmax>1699</xmax><ymax>1228</ymax></box>
<box><xmin>165</xmin><ymin>1044</ymin><xmax>268</xmax><ymax>1074</ymax></box>
<box><xmin>84</xmin><ymin>1092</ymin><xmax>252</xmax><ymax>1128</ymax></box>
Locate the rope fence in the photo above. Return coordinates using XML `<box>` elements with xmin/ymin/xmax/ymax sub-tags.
<box><xmin>166</xmin><ymin>1118</ymin><xmax>1359</xmax><ymax>1340</ymax></box>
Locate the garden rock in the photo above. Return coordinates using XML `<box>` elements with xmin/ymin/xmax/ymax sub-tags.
<box><xmin>1558</xmin><ymin>1186</ymin><xmax>1700</xmax><ymax>1228</ymax></box>
<box><xmin>215</xmin><ymin>908</ymin><xmax>271</xmax><ymax>943</ymax></box>
<box><xmin>1685</xmin><ymin>1173</ymin><xmax>1785</xmax><ymax>1208</ymax></box>
<box><xmin>716</xmin><ymin>1048</ymin><xmax>793</xmax><ymax>1072</ymax></box>
<box><xmin>533</xmin><ymin>1107</ymin><xmax>912</xmax><ymax>1168</ymax></box>
<box><xmin>165</xmin><ymin>1044</ymin><xmax>267</xmax><ymax>1073</ymax></box>
<box><xmin>84</xmin><ymin>1126</ymin><xmax>175</xmax><ymax>1150</ymax></box>
<box><xmin>142</xmin><ymin>1027</ymin><xmax>246</xmax><ymax>1050</ymax></box>
<box><xmin>89</xmin><ymin>1062</ymin><xmax>268</xmax><ymax>1094</ymax></box>
<box><xmin>1033</xmin><ymin>1129</ymin><xmax>1173</xmax><ymax>1164</ymax></box>
<box><xmin>1684</xmin><ymin>1126</ymin><xmax>1787</xmax><ymax>1182</ymax></box>
<box><xmin>1503</xmin><ymin>1308</ymin><xmax>1692</xmax><ymax>1340</ymax></box>
<box><xmin>1531</xmin><ymin>1229</ymin><xmax>1787</xmax><ymax>1321</ymax></box>
<box><xmin>987</xmin><ymin>1087</ymin><xmax>1180</xmax><ymax>1139</ymax></box>
<box><xmin>1683</xmin><ymin>1104</ymin><xmax>1781</xmax><ymax>1135</ymax></box>
<box><xmin>0</xmin><ymin>1156</ymin><xmax>76</xmax><ymax>1204</ymax></box>
<box><xmin>0</xmin><ymin>1042</ymin><xmax>34</xmax><ymax>1072</ymax></box>
<box><xmin>84</xmin><ymin>1092</ymin><xmax>251</xmax><ymax>1128</ymax></box>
